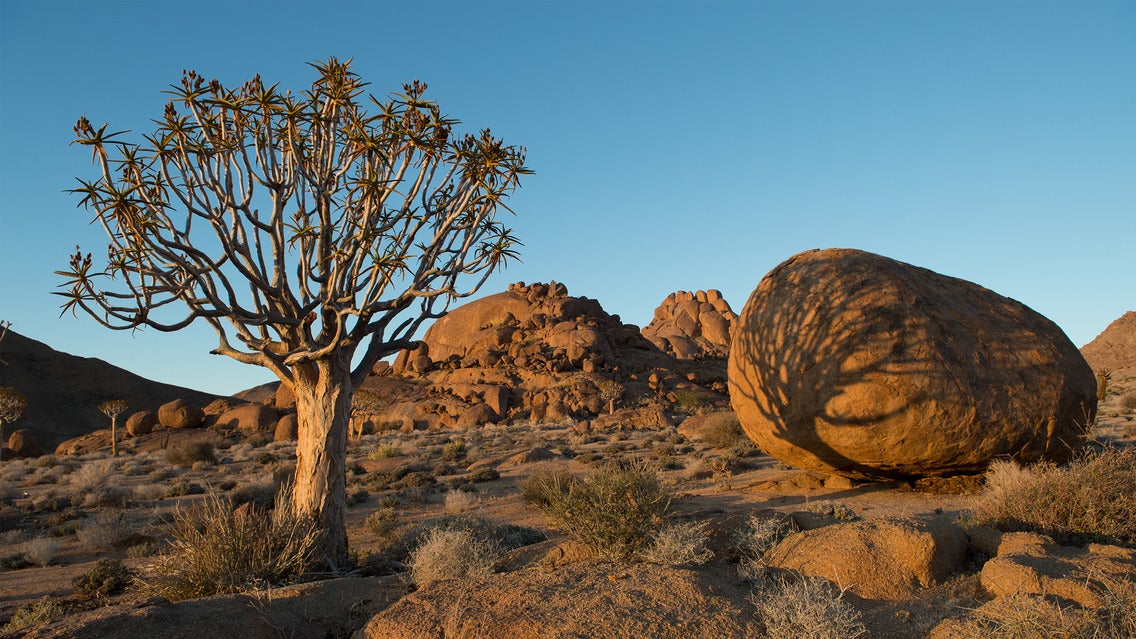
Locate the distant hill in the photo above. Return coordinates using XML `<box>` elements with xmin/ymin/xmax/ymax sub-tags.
<box><xmin>1080</xmin><ymin>311</ymin><xmax>1136</xmax><ymax>371</ymax></box>
<box><xmin>0</xmin><ymin>330</ymin><xmax>223</xmax><ymax>450</ymax></box>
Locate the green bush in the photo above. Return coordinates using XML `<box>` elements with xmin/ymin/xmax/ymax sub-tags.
<box><xmin>1</xmin><ymin>597</ymin><xmax>66</xmax><ymax>633</ymax></box>
<box><xmin>73</xmin><ymin>558</ymin><xmax>135</xmax><ymax>599</ymax></box>
<box><xmin>973</xmin><ymin>447</ymin><xmax>1136</xmax><ymax>546</ymax></box>
<box><xmin>530</xmin><ymin>461</ymin><xmax>673</xmax><ymax>561</ymax></box>
<box><xmin>138</xmin><ymin>489</ymin><xmax>320</xmax><ymax>601</ymax></box>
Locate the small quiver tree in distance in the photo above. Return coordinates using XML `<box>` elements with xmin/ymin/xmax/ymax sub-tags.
<box><xmin>57</xmin><ymin>58</ymin><xmax>530</xmax><ymax>567</ymax></box>
<box><xmin>98</xmin><ymin>400</ymin><xmax>129</xmax><ymax>456</ymax></box>
<box><xmin>0</xmin><ymin>387</ymin><xmax>28</xmax><ymax>463</ymax></box>
<box><xmin>598</xmin><ymin>379</ymin><xmax>624</xmax><ymax>415</ymax></box>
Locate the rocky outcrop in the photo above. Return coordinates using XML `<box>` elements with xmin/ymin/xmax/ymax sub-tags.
<box><xmin>767</xmin><ymin>517</ymin><xmax>968</xmax><ymax>600</ymax></box>
<box><xmin>157</xmin><ymin>399</ymin><xmax>205</xmax><ymax>430</ymax></box>
<box><xmin>365</xmin><ymin>562</ymin><xmax>756</xmax><ymax>639</ymax></box>
<box><xmin>1081</xmin><ymin>310</ymin><xmax>1136</xmax><ymax>372</ymax></box>
<box><xmin>728</xmin><ymin>248</ymin><xmax>1098</xmax><ymax>479</ymax></box>
<box><xmin>385</xmin><ymin>282</ymin><xmax>731</xmax><ymax>431</ymax></box>
<box><xmin>642</xmin><ymin>290</ymin><xmax>737</xmax><ymax>359</ymax></box>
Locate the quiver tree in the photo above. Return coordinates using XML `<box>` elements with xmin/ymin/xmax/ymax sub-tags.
<box><xmin>0</xmin><ymin>387</ymin><xmax>28</xmax><ymax>462</ymax></box>
<box><xmin>598</xmin><ymin>379</ymin><xmax>624</xmax><ymax>415</ymax></box>
<box><xmin>57</xmin><ymin>58</ymin><xmax>530</xmax><ymax>567</ymax></box>
<box><xmin>98</xmin><ymin>399</ymin><xmax>129</xmax><ymax>456</ymax></box>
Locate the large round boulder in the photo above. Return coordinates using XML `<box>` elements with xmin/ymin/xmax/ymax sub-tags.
<box><xmin>7</xmin><ymin>429</ymin><xmax>42</xmax><ymax>458</ymax></box>
<box><xmin>125</xmin><ymin>410</ymin><xmax>158</xmax><ymax>437</ymax></box>
<box><xmin>728</xmin><ymin>248</ymin><xmax>1097</xmax><ymax>479</ymax></box>
<box><xmin>214</xmin><ymin>403</ymin><xmax>278</xmax><ymax>434</ymax></box>
<box><xmin>158</xmin><ymin>399</ymin><xmax>205</xmax><ymax>430</ymax></box>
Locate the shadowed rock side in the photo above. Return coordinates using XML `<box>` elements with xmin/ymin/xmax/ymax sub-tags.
<box><xmin>642</xmin><ymin>289</ymin><xmax>737</xmax><ymax>359</ymax></box>
<box><xmin>0</xmin><ymin>331</ymin><xmax>223</xmax><ymax>451</ymax></box>
<box><xmin>727</xmin><ymin>248</ymin><xmax>1097</xmax><ymax>479</ymax></box>
<box><xmin>1080</xmin><ymin>310</ymin><xmax>1136</xmax><ymax>372</ymax></box>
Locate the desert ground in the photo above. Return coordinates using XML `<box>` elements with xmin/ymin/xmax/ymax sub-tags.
<box><xmin>0</xmin><ymin>366</ymin><xmax>1132</xmax><ymax>638</ymax></box>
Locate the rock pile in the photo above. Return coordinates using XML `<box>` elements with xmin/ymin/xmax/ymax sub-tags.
<box><xmin>642</xmin><ymin>290</ymin><xmax>737</xmax><ymax>359</ymax></box>
<box><xmin>728</xmin><ymin>248</ymin><xmax>1098</xmax><ymax>479</ymax></box>
<box><xmin>381</xmin><ymin>282</ymin><xmax>730</xmax><ymax>431</ymax></box>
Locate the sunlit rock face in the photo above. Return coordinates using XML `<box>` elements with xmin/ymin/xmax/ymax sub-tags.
<box><xmin>728</xmin><ymin>248</ymin><xmax>1097</xmax><ymax>479</ymax></box>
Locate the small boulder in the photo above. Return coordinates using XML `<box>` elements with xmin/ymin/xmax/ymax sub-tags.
<box><xmin>728</xmin><ymin>248</ymin><xmax>1098</xmax><ymax>479</ymax></box>
<box><xmin>158</xmin><ymin>399</ymin><xmax>205</xmax><ymax>430</ymax></box>
<box><xmin>767</xmin><ymin>517</ymin><xmax>968</xmax><ymax>600</ymax></box>
<box><xmin>125</xmin><ymin>411</ymin><xmax>158</xmax><ymax>437</ymax></box>
<box><xmin>456</xmin><ymin>403</ymin><xmax>497</xmax><ymax>429</ymax></box>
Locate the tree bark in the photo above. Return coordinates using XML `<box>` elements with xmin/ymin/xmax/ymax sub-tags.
<box><xmin>291</xmin><ymin>353</ymin><xmax>353</xmax><ymax>569</ymax></box>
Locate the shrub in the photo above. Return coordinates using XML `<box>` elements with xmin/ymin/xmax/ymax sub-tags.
<box><xmin>76</xmin><ymin>512</ymin><xmax>134</xmax><ymax>551</ymax></box>
<box><xmin>519</xmin><ymin>466</ymin><xmax>578</xmax><ymax>508</ymax></box>
<box><xmin>1</xmin><ymin>597</ymin><xmax>66</xmax><ymax>633</ymax></box>
<box><xmin>674</xmin><ymin>390</ymin><xmax>711</xmax><ymax>414</ymax></box>
<box><xmin>641</xmin><ymin>520</ymin><xmax>713</xmax><ymax>566</ymax></box>
<box><xmin>1122</xmin><ymin>392</ymin><xmax>1136</xmax><ymax>412</ymax></box>
<box><xmin>368</xmin><ymin>444</ymin><xmax>402</xmax><ymax>460</ymax></box>
<box><xmin>734</xmin><ymin>514</ymin><xmax>795</xmax><ymax>565</ymax></box>
<box><xmin>69</xmin><ymin>458</ymin><xmax>117</xmax><ymax>493</ymax></box>
<box><xmin>230</xmin><ymin>481</ymin><xmax>276</xmax><ymax>509</ymax></box>
<box><xmin>805</xmin><ymin>500</ymin><xmax>856</xmax><ymax>521</ymax></box>
<box><xmin>73</xmin><ymin>558</ymin><xmax>135</xmax><ymax>599</ymax></box>
<box><xmin>972</xmin><ymin>447</ymin><xmax>1136</xmax><ymax>546</ymax></box>
<box><xmin>139</xmin><ymin>489</ymin><xmax>320</xmax><ymax>601</ymax></box>
<box><xmin>165</xmin><ymin>441</ymin><xmax>216</xmax><ymax>468</ymax></box>
<box><xmin>531</xmin><ymin>461</ymin><xmax>672</xmax><ymax>561</ymax></box>
<box><xmin>443</xmin><ymin>488</ymin><xmax>478</xmax><ymax>514</ymax></box>
<box><xmin>365</xmin><ymin>507</ymin><xmax>399</xmax><ymax>540</ymax></box>
<box><xmin>0</xmin><ymin>553</ymin><xmax>31</xmax><ymax>571</ymax></box>
<box><xmin>751</xmin><ymin>575</ymin><xmax>866</xmax><ymax>639</ymax></box>
<box><xmin>701</xmin><ymin>413</ymin><xmax>746</xmax><ymax>449</ymax></box>
<box><xmin>21</xmin><ymin>537</ymin><xmax>59</xmax><ymax>567</ymax></box>
<box><xmin>441</xmin><ymin>440</ymin><xmax>467</xmax><ymax>462</ymax></box>
<box><xmin>409</xmin><ymin>528</ymin><xmax>500</xmax><ymax>585</ymax></box>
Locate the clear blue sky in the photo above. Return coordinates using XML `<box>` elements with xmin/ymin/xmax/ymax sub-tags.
<box><xmin>1</xmin><ymin>0</ymin><xmax>1133</xmax><ymax>396</ymax></box>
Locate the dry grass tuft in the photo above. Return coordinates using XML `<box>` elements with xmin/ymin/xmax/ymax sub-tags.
<box><xmin>944</xmin><ymin>580</ymin><xmax>1136</xmax><ymax>639</ymax></box>
<box><xmin>973</xmin><ymin>447</ymin><xmax>1136</xmax><ymax>546</ymax></box>
<box><xmin>408</xmin><ymin>527</ymin><xmax>500</xmax><ymax>585</ymax></box>
<box><xmin>701</xmin><ymin>413</ymin><xmax>747</xmax><ymax>449</ymax></box>
<box><xmin>641</xmin><ymin>519</ymin><xmax>713</xmax><ymax>566</ymax></box>
<box><xmin>138</xmin><ymin>487</ymin><xmax>320</xmax><ymax>601</ymax></box>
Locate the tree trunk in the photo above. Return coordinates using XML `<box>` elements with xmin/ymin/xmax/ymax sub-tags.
<box><xmin>291</xmin><ymin>353</ymin><xmax>353</xmax><ymax>569</ymax></box>
<box><xmin>111</xmin><ymin>416</ymin><xmax>117</xmax><ymax>456</ymax></box>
